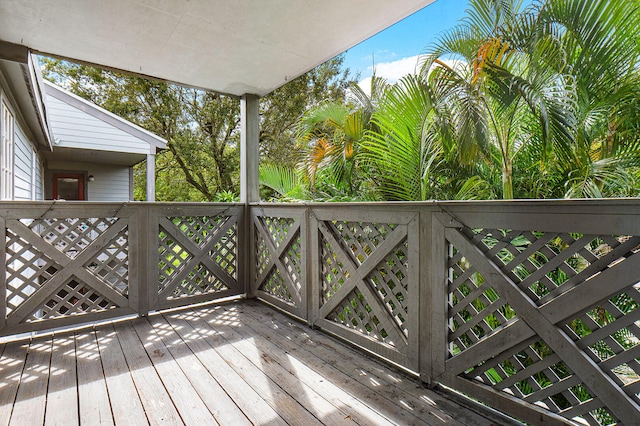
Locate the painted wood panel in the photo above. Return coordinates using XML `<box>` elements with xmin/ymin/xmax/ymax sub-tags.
<box><xmin>46</xmin><ymin>96</ymin><xmax>151</xmax><ymax>154</ymax></box>
<box><xmin>48</xmin><ymin>160</ymin><xmax>131</xmax><ymax>201</ymax></box>
<box><xmin>13</xmin><ymin>123</ymin><xmax>33</xmax><ymax>200</ymax></box>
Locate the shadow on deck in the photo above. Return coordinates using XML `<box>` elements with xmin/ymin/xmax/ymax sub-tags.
<box><xmin>0</xmin><ymin>299</ymin><xmax>514</xmax><ymax>425</ymax></box>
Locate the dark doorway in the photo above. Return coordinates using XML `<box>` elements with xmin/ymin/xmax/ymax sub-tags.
<box><xmin>52</xmin><ymin>173</ymin><xmax>85</xmax><ymax>200</ymax></box>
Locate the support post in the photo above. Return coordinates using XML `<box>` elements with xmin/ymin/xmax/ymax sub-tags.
<box><xmin>240</xmin><ymin>94</ymin><xmax>260</xmax><ymax>203</ymax></box>
<box><xmin>240</xmin><ymin>93</ymin><xmax>260</xmax><ymax>298</ymax></box>
<box><xmin>146</xmin><ymin>152</ymin><xmax>156</xmax><ymax>202</ymax></box>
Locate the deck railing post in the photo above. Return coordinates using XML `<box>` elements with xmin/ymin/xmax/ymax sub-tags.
<box><xmin>419</xmin><ymin>205</ymin><xmax>448</xmax><ymax>386</ymax></box>
<box><xmin>242</xmin><ymin>205</ymin><xmax>255</xmax><ymax>299</ymax></box>
<box><xmin>129</xmin><ymin>204</ymin><xmax>150</xmax><ymax>316</ymax></box>
<box><xmin>0</xmin><ymin>216</ymin><xmax>6</xmax><ymax>332</ymax></box>
<box><xmin>308</xmin><ymin>206</ymin><xmax>319</xmax><ymax>326</ymax></box>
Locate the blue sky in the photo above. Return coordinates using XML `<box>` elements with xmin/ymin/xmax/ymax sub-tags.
<box><xmin>342</xmin><ymin>0</ymin><xmax>470</xmax><ymax>83</ymax></box>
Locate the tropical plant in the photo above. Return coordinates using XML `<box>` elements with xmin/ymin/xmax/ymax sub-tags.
<box><xmin>361</xmin><ymin>74</ymin><xmax>444</xmax><ymax>200</ymax></box>
<box><xmin>419</xmin><ymin>0</ymin><xmax>577</xmax><ymax>199</ymax></box>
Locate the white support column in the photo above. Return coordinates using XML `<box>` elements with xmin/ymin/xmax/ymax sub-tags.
<box><xmin>146</xmin><ymin>152</ymin><xmax>156</xmax><ymax>202</ymax></box>
<box><xmin>240</xmin><ymin>93</ymin><xmax>260</xmax><ymax>203</ymax></box>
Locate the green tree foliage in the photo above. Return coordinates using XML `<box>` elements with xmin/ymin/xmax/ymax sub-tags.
<box><xmin>290</xmin><ymin>0</ymin><xmax>640</xmax><ymax>202</ymax></box>
<box><xmin>42</xmin><ymin>56</ymin><xmax>354</xmax><ymax>201</ymax></box>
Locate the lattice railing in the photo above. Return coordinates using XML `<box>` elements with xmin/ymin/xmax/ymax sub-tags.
<box><xmin>1</xmin><ymin>206</ymin><xmax>134</xmax><ymax>335</ymax></box>
<box><xmin>436</xmin><ymin>207</ymin><xmax>640</xmax><ymax>426</ymax></box>
<box><xmin>252</xmin><ymin>207</ymin><xmax>306</xmax><ymax>319</ymax></box>
<box><xmin>310</xmin><ymin>208</ymin><xmax>420</xmax><ymax>371</ymax></box>
<box><xmin>0</xmin><ymin>203</ymin><xmax>244</xmax><ymax>336</ymax></box>
<box><xmin>151</xmin><ymin>206</ymin><xmax>242</xmax><ymax>311</ymax></box>
<box><xmin>2</xmin><ymin>200</ymin><xmax>639</xmax><ymax>424</ymax></box>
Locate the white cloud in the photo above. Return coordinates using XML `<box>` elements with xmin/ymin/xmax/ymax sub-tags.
<box><xmin>369</xmin><ymin>55</ymin><xmax>421</xmax><ymax>82</ymax></box>
<box><xmin>356</xmin><ymin>56</ymin><xmax>466</xmax><ymax>95</ymax></box>
<box><xmin>356</xmin><ymin>55</ymin><xmax>420</xmax><ymax>95</ymax></box>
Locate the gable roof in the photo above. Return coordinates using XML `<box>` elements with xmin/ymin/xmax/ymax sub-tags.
<box><xmin>0</xmin><ymin>55</ymin><xmax>53</xmax><ymax>150</ymax></box>
<box><xmin>0</xmin><ymin>0</ymin><xmax>435</xmax><ymax>97</ymax></box>
<box><xmin>44</xmin><ymin>81</ymin><xmax>167</xmax><ymax>150</ymax></box>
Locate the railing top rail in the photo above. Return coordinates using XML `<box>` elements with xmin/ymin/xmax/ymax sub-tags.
<box><xmin>252</xmin><ymin>198</ymin><xmax>640</xmax><ymax>208</ymax></box>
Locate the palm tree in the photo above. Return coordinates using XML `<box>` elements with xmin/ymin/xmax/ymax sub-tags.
<box><xmin>536</xmin><ymin>0</ymin><xmax>640</xmax><ymax>198</ymax></box>
<box><xmin>361</xmin><ymin>74</ymin><xmax>446</xmax><ymax>200</ymax></box>
<box><xmin>296</xmin><ymin>76</ymin><xmax>389</xmax><ymax>199</ymax></box>
<box><xmin>419</xmin><ymin>0</ymin><xmax>576</xmax><ymax>199</ymax></box>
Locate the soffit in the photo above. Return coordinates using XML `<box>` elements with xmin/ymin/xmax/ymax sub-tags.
<box><xmin>0</xmin><ymin>0</ymin><xmax>435</xmax><ymax>96</ymax></box>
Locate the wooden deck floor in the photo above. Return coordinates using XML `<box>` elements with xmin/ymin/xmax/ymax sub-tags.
<box><xmin>0</xmin><ymin>300</ymin><xmax>508</xmax><ymax>425</ymax></box>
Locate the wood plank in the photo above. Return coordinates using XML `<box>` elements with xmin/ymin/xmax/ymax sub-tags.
<box><xmin>209</xmin><ymin>303</ymin><xmax>427</xmax><ymax>425</ymax></box>
<box><xmin>446</xmin><ymin>227</ymin><xmax>640</xmax><ymax>424</ymax></box>
<box><xmin>45</xmin><ymin>334</ymin><xmax>78</xmax><ymax>426</ymax></box>
<box><xmin>10</xmin><ymin>338</ymin><xmax>52</xmax><ymax>425</ymax></box>
<box><xmin>144</xmin><ymin>314</ymin><xmax>252</xmax><ymax>426</ymax></box>
<box><xmin>240</xmin><ymin>300</ymin><xmax>501</xmax><ymax>426</ymax></box>
<box><xmin>161</xmin><ymin>310</ymin><xmax>288</xmax><ymax>426</ymax></box>
<box><xmin>112</xmin><ymin>321</ymin><xmax>184</xmax><ymax>425</ymax></box>
<box><xmin>94</xmin><ymin>325</ymin><xmax>148</xmax><ymax>425</ymax></box>
<box><xmin>186</xmin><ymin>307</ymin><xmax>362</xmax><ymax>426</ymax></box>
<box><xmin>168</xmin><ymin>308</ymin><xmax>320</xmax><ymax>425</ymax></box>
<box><xmin>0</xmin><ymin>342</ymin><xmax>28</xmax><ymax>426</ymax></box>
<box><xmin>75</xmin><ymin>330</ymin><xmax>114</xmax><ymax>425</ymax></box>
<box><xmin>128</xmin><ymin>317</ymin><xmax>218</xmax><ymax>425</ymax></box>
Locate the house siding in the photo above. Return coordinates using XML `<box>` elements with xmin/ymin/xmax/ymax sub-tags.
<box><xmin>46</xmin><ymin>95</ymin><xmax>151</xmax><ymax>155</ymax></box>
<box><xmin>47</xmin><ymin>161</ymin><xmax>131</xmax><ymax>201</ymax></box>
<box><xmin>35</xmin><ymin>153</ymin><xmax>44</xmax><ymax>200</ymax></box>
<box><xmin>14</xmin><ymin>124</ymin><xmax>33</xmax><ymax>200</ymax></box>
<box><xmin>0</xmin><ymin>80</ymin><xmax>44</xmax><ymax>201</ymax></box>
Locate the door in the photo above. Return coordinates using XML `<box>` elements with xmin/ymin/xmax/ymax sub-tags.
<box><xmin>52</xmin><ymin>173</ymin><xmax>85</xmax><ymax>200</ymax></box>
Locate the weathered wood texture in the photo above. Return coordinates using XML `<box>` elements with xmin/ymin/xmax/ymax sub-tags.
<box><xmin>434</xmin><ymin>204</ymin><xmax>640</xmax><ymax>425</ymax></box>
<box><xmin>0</xmin><ymin>300</ymin><xmax>500</xmax><ymax>426</ymax></box>
<box><xmin>2</xmin><ymin>199</ymin><xmax>639</xmax><ymax>425</ymax></box>
<box><xmin>0</xmin><ymin>202</ymin><xmax>243</xmax><ymax>336</ymax></box>
<box><xmin>250</xmin><ymin>201</ymin><xmax>640</xmax><ymax>426</ymax></box>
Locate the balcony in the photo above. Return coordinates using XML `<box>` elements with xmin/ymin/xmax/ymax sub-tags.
<box><xmin>1</xmin><ymin>200</ymin><xmax>638</xmax><ymax>425</ymax></box>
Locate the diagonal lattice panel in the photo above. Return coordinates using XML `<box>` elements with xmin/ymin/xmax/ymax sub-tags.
<box><xmin>445</xmin><ymin>225</ymin><xmax>640</xmax><ymax>426</ymax></box>
<box><xmin>327</xmin><ymin>221</ymin><xmax>396</xmax><ymax>266</ymax></box>
<box><xmin>255</xmin><ymin>229</ymin><xmax>270</xmax><ymax>278</ymax></box>
<box><xmin>169</xmin><ymin>215</ymin><xmax>230</xmax><ymax>248</ymax></box>
<box><xmin>209</xmin><ymin>223</ymin><xmax>237</xmax><ymax>279</ymax></box>
<box><xmin>23</xmin><ymin>217</ymin><xmax>119</xmax><ymax>259</ymax></box>
<box><xmin>327</xmin><ymin>288</ymin><xmax>396</xmax><ymax>345</ymax></box>
<box><xmin>158</xmin><ymin>226</ymin><xmax>193</xmax><ymax>292</ymax></box>
<box><xmin>259</xmin><ymin>268</ymin><xmax>292</xmax><ymax>303</ymax></box>
<box><xmin>465</xmin><ymin>336</ymin><xmax>616</xmax><ymax>424</ymax></box>
<box><xmin>259</xmin><ymin>216</ymin><xmax>295</xmax><ymax>248</ymax></box>
<box><xmin>320</xmin><ymin>234</ymin><xmax>350</xmax><ymax>304</ymax></box>
<box><xmin>366</xmin><ymin>239</ymin><xmax>410</xmax><ymax>336</ymax></box>
<box><xmin>562</xmin><ymin>286</ymin><xmax>640</xmax><ymax>407</ymax></box>
<box><xmin>258</xmin><ymin>235</ymin><xmax>303</xmax><ymax>305</ymax></box>
<box><xmin>156</xmin><ymin>213</ymin><xmax>239</xmax><ymax>306</ymax></box>
<box><xmin>84</xmin><ymin>228</ymin><xmax>129</xmax><ymax>295</ymax></box>
<box><xmin>447</xmin><ymin>244</ymin><xmax>515</xmax><ymax>354</ymax></box>
<box><xmin>463</xmin><ymin>228</ymin><xmax>640</xmax><ymax>305</ymax></box>
<box><xmin>5</xmin><ymin>230</ymin><xmax>60</xmax><ymax>314</ymax></box>
<box><xmin>31</xmin><ymin>277</ymin><xmax>118</xmax><ymax>321</ymax></box>
<box><xmin>170</xmin><ymin>263</ymin><xmax>229</xmax><ymax>298</ymax></box>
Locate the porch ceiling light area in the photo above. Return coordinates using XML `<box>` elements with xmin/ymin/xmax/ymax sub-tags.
<box><xmin>0</xmin><ymin>0</ymin><xmax>435</xmax><ymax>97</ymax></box>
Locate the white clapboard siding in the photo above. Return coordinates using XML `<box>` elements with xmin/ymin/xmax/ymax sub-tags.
<box><xmin>35</xmin><ymin>153</ymin><xmax>43</xmax><ymax>200</ymax></box>
<box><xmin>88</xmin><ymin>165</ymin><xmax>131</xmax><ymax>201</ymax></box>
<box><xmin>13</xmin><ymin>122</ymin><xmax>33</xmax><ymax>200</ymax></box>
<box><xmin>48</xmin><ymin>161</ymin><xmax>131</xmax><ymax>201</ymax></box>
<box><xmin>46</xmin><ymin>96</ymin><xmax>151</xmax><ymax>155</ymax></box>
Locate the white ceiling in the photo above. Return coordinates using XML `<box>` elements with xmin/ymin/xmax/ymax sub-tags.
<box><xmin>0</xmin><ymin>0</ymin><xmax>436</xmax><ymax>97</ymax></box>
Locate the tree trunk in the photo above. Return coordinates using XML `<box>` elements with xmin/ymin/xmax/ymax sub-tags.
<box><xmin>502</xmin><ymin>157</ymin><xmax>513</xmax><ymax>199</ymax></box>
